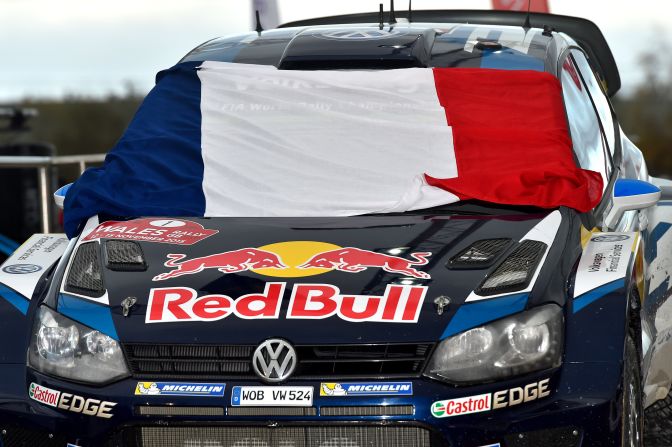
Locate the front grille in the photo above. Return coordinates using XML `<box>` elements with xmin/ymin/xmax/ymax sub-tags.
<box><xmin>124</xmin><ymin>343</ymin><xmax>433</xmax><ymax>380</ymax></box>
<box><xmin>138</xmin><ymin>426</ymin><xmax>431</xmax><ymax>447</ymax></box>
<box><xmin>321</xmin><ymin>405</ymin><xmax>414</xmax><ymax>416</ymax></box>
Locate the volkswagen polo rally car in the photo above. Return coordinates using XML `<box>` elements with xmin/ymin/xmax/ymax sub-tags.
<box><xmin>1</xmin><ymin>9</ymin><xmax>672</xmax><ymax>447</ymax></box>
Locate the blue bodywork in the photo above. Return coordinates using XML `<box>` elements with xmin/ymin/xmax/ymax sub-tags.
<box><xmin>0</xmin><ymin>17</ymin><xmax>658</xmax><ymax>447</ymax></box>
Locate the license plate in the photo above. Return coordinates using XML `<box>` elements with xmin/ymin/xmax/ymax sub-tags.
<box><xmin>231</xmin><ymin>386</ymin><xmax>313</xmax><ymax>407</ymax></box>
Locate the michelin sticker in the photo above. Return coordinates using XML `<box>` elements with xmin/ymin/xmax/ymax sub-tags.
<box><xmin>320</xmin><ymin>382</ymin><xmax>413</xmax><ymax>397</ymax></box>
<box><xmin>135</xmin><ymin>382</ymin><xmax>226</xmax><ymax>397</ymax></box>
<box><xmin>574</xmin><ymin>232</ymin><xmax>637</xmax><ymax>298</ymax></box>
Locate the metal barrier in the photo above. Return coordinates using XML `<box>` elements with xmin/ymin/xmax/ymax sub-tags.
<box><xmin>0</xmin><ymin>154</ymin><xmax>105</xmax><ymax>233</ymax></box>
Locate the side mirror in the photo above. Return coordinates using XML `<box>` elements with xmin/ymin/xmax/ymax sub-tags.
<box><xmin>53</xmin><ymin>183</ymin><xmax>72</xmax><ymax>210</ymax></box>
<box><xmin>605</xmin><ymin>179</ymin><xmax>660</xmax><ymax>229</ymax></box>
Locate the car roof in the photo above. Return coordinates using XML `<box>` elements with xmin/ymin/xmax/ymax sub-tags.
<box><xmin>181</xmin><ymin>10</ymin><xmax>619</xmax><ymax>96</ymax></box>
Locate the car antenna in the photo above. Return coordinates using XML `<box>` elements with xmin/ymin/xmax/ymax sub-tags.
<box><xmin>522</xmin><ymin>0</ymin><xmax>532</xmax><ymax>30</ymax></box>
<box><xmin>408</xmin><ymin>0</ymin><xmax>413</xmax><ymax>23</ymax></box>
<box><xmin>255</xmin><ymin>10</ymin><xmax>264</xmax><ymax>34</ymax></box>
<box><xmin>389</xmin><ymin>0</ymin><xmax>397</xmax><ymax>24</ymax></box>
<box><xmin>379</xmin><ymin>3</ymin><xmax>384</xmax><ymax>30</ymax></box>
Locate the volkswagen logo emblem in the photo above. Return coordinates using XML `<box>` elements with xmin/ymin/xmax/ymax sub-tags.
<box><xmin>2</xmin><ymin>264</ymin><xmax>42</xmax><ymax>274</ymax></box>
<box><xmin>316</xmin><ymin>29</ymin><xmax>405</xmax><ymax>40</ymax></box>
<box><xmin>252</xmin><ymin>339</ymin><xmax>297</xmax><ymax>382</ymax></box>
<box><xmin>591</xmin><ymin>235</ymin><xmax>630</xmax><ymax>243</ymax></box>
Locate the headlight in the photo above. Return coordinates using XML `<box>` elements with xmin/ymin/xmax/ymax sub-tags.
<box><xmin>425</xmin><ymin>304</ymin><xmax>563</xmax><ymax>383</ymax></box>
<box><xmin>28</xmin><ymin>306</ymin><xmax>129</xmax><ymax>384</ymax></box>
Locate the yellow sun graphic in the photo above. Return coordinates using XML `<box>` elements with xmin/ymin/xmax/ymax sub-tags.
<box><xmin>251</xmin><ymin>241</ymin><xmax>342</xmax><ymax>278</ymax></box>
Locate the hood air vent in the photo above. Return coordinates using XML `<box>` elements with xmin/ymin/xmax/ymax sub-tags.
<box><xmin>448</xmin><ymin>239</ymin><xmax>512</xmax><ymax>269</ymax></box>
<box><xmin>65</xmin><ymin>242</ymin><xmax>104</xmax><ymax>297</ymax></box>
<box><xmin>476</xmin><ymin>240</ymin><xmax>547</xmax><ymax>296</ymax></box>
<box><xmin>104</xmin><ymin>240</ymin><xmax>147</xmax><ymax>272</ymax></box>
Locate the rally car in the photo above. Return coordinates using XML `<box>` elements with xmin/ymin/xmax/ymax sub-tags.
<box><xmin>2</xmin><ymin>9</ymin><xmax>672</xmax><ymax>447</ymax></box>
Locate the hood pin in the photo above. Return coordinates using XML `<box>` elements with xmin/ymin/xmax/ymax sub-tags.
<box><xmin>434</xmin><ymin>296</ymin><xmax>451</xmax><ymax>316</ymax></box>
<box><xmin>121</xmin><ymin>296</ymin><xmax>137</xmax><ymax>317</ymax></box>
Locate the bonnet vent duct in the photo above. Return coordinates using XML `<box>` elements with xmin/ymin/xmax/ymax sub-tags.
<box><xmin>104</xmin><ymin>240</ymin><xmax>147</xmax><ymax>272</ymax></box>
<box><xmin>475</xmin><ymin>240</ymin><xmax>547</xmax><ymax>295</ymax></box>
<box><xmin>448</xmin><ymin>239</ymin><xmax>512</xmax><ymax>269</ymax></box>
<box><xmin>65</xmin><ymin>242</ymin><xmax>105</xmax><ymax>297</ymax></box>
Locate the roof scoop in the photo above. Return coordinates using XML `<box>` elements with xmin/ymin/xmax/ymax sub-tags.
<box><xmin>279</xmin><ymin>28</ymin><xmax>434</xmax><ymax>70</ymax></box>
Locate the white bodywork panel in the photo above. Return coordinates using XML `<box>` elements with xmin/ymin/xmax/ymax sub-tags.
<box><xmin>0</xmin><ymin>234</ymin><xmax>69</xmax><ymax>299</ymax></box>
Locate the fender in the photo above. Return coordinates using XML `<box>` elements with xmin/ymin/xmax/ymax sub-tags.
<box><xmin>565</xmin><ymin>231</ymin><xmax>639</xmax><ymax>365</ymax></box>
<box><xmin>0</xmin><ymin>234</ymin><xmax>70</xmax><ymax>364</ymax></box>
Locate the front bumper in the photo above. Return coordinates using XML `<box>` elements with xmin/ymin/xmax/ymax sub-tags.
<box><xmin>0</xmin><ymin>360</ymin><xmax>625</xmax><ymax>447</ymax></box>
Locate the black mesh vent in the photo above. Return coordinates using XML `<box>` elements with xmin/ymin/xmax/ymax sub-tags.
<box><xmin>476</xmin><ymin>240</ymin><xmax>547</xmax><ymax>296</ymax></box>
<box><xmin>136</xmin><ymin>406</ymin><xmax>224</xmax><ymax>416</ymax></box>
<box><xmin>124</xmin><ymin>343</ymin><xmax>433</xmax><ymax>380</ymax></box>
<box><xmin>320</xmin><ymin>405</ymin><xmax>414</xmax><ymax>416</ymax></box>
<box><xmin>227</xmin><ymin>407</ymin><xmax>317</xmax><ymax>417</ymax></box>
<box><xmin>65</xmin><ymin>242</ymin><xmax>104</xmax><ymax>296</ymax></box>
<box><xmin>105</xmin><ymin>240</ymin><xmax>146</xmax><ymax>271</ymax></box>
<box><xmin>448</xmin><ymin>238</ymin><xmax>511</xmax><ymax>268</ymax></box>
<box><xmin>0</xmin><ymin>424</ymin><xmax>70</xmax><ymax>447</ymax></box>
<box><xmin>139</xmin><ymin>426</ymin><xmax>431</xmax><ymax>447</ymax></box>
<box><xmin>505</xmin><ymin>426</ymin><xmax>581</xmax><ymax>447</ymax></box>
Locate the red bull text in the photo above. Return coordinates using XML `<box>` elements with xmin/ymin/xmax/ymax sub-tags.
<box><xmin>146</xmin><ymin>283</ymin><xmax>427</xmax><ymax>324</ymax></box>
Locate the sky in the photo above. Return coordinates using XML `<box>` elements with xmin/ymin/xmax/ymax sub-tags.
<box><xmin>0</xmin><ymin>0</ymin><xmax>669</xmax><ymax>101</ymax></box>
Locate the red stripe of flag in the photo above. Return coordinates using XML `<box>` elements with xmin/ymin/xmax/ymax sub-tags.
<box><xmin>492</xmin><ymin>0</ymin><xmax>550</xmax><ymax>13</ymax></box>
<box><xmin>426</xmin><ymin>68</ymin><xmax>603</xmax><ymax>212</ymax></box>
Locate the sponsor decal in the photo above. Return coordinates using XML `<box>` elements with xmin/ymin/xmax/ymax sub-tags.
<box><xmin>83</xmin><ymin>218</ymin><xmax>218</xmax><ymax>245</ymax></box>
<box><xmin>152</xmin><ymin>241</ymin><xmax>432</xmax><ymax>281</ymax></box>
<box><xmin>29</xmin><ymin>382</ymin><xmax>60</xmax><ymax>408</ymax></box>
<box><xmin>146</xmin><ymin>283</ymin><xmax>426</xmax><ymax>324</ymax></box>
<box><xmin>28</xmin><ymin>383</ymin><xmax>116</xmax><ymax>418</ymax></box>
<box><xmin>431</xmin><ymin>393</ymin><xmax>491</xmax><ymax>418</ymax></box>
<box><xmin>135</xmin><ymin>382</ymin><xmax>226</xmax><ymax>397</ymax></box>
<box><xmin>591</xmin><ymin>234</ymin><xmax>630</xmax><ymax>243</ymax></box>
<box><xmin>153</xmin><ymin>248</ymin><xmax>287</xmax><ymax>281</ymax></box>
<box><xmin>574</xmin><ymin>232</ymin><xmax>637</xmax><ymax>299</ymax></box>
<box><xmin>231</xmin><ymin>386</ymin><xmax>313</xmax><ymax>407</ymax></box>
<box><xmin>320</xmin><ymin>382</ymin><xmax>413</xmax><ymax>397</ymax></box>
<box><xmin>431</xmin><ymin>379</ymin><xmax>551</xmax><ymax>418</ymax></box>
<box><xmin>2</xmin><ymin>264</ymin><xmax>42</xmax><ymax>274</ymax></box>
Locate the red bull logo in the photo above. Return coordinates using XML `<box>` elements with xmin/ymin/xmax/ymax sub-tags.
<box><xmin>153</xmin><ymin>248</ymin><xmax>287</xmax><ymax>281</ymax></box>
<box><xmin>298</xmin><ymin>247</ymin><xmax>431</xmax><ymax>279</ymax></box>
<box><xmin>146</xmin><ymin>282</ymin><xmax>427</xmax><ymax>324</ymax></box>
<box><xmin>153</xmin><ymin>241</ymin><xmax>432</xmax><ymax>280</ymax></box>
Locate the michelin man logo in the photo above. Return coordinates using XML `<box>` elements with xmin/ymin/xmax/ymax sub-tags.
<box><xmin>321</xmin><ymin>383</ymin><xmax>348</xmax><ymax>396</ymax></box>
<box><xmin>136</xmin><ymin>382</ymin><xmax>161</xmax><ymax>395</ymax></box>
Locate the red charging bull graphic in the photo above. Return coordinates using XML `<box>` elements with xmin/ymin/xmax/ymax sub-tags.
<box><xmin>153</xmin><ymin>248</ymin><xmax>287</xmax><ymax>281</ymax></box>
<box><xmin>298</xmin><ymin>247</ymin><xmax>431</xmax><ymax>279</ymax></box>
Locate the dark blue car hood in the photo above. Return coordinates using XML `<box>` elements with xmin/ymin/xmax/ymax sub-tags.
<box><xmin>81</xmin><ymin>213</ymin><xmax>565</xmax><ymax>345</ymax></box>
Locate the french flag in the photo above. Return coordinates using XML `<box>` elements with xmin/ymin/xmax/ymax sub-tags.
<box><xmin>64</xmin><ymin>61</ymin><xmax>602</xmax><ymax>237</ymax></box>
